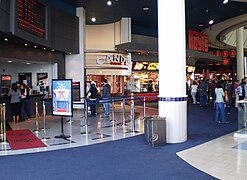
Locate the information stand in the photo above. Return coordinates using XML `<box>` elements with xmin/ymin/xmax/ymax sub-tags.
<box><xmin>52</xmin><ymin>79</ymin><xmax>73</xmax><ymax>139</ymax></box>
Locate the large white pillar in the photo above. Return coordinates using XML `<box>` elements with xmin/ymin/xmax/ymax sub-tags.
<box><xmin>236</xmin><ymin>27</ymin><xmax>244</xmax><ymax>81</ymax></box>
<box><xmin>158</xmin><ymin>0</ymin><xmax>187</xmax><ymax>143</ymax></box>
<box><xmin>65</xmin><ymin>7</ymin><xmax>85</xmax><ymax>105</ymax></box>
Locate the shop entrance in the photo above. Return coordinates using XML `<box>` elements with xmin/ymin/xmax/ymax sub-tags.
<box><xmin>86</xmin><ymin>75</ymin><xmax>124</xmax><ymax>96</ymax></box>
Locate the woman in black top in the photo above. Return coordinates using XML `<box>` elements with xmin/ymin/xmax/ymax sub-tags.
<box><xmin>87</xmin><ymin>82</ymin><xmax>98</xmax><ymax>116</ymax></box>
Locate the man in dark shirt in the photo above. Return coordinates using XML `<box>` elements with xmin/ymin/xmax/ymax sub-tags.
<box><xmin>101</xmin><ymin>79</ymin><xmax>111</xmax><ymax>118</ymax></box>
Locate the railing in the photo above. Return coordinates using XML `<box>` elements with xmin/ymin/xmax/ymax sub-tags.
<box><xmin>0</xmin><ymin>94</ymin><xmax>158</xmax><ymax>142</ymax></box>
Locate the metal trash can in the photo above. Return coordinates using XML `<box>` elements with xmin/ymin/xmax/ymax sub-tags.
<box><xmin>144</xmin><ymin>117</ymin><xmax>166</xmax><ymax>147</ymax></box>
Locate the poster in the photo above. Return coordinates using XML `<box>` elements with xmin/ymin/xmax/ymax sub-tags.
<box><xmin>52</xmin><ymin>79</ymin><xmax>73</xmax><ymax>117</ymax></box>
<box><xmin>72</xmin><ymin>82</ymin><xmax>80</xmax><ymax>101</ymax></box>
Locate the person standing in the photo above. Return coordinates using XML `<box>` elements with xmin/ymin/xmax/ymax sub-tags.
<box><xmin>191</xmin><ymin>80</ymin><xmax>198</xmax><ymax>104</ymax></box>
<box><xmin>101</xmin><ymin>79</ymin><xmax>111</xmax><ymax>118</ymax></box>
<box><xmin>198</xmin><ymin>78</ymin><xmax>208</xmax><ymax>109</ymax></box>
<box><xmin>87</xmin><ymin>82</ymin><xmax>98</xmax><ymax>117</ymax></box>
<box><xmin>22</xmin><ymin>83</ymin><xmax>31</xmax><ymax>119</ymax></box>
<box><xmin>8</xmin><ymin>83</ymin><xmax>21</xmax><ymax>123</ymax></box>
<box><xmin>215</xmin><ymin>82</ymin><xmax>228</xmax><ymax>124</ymax></box>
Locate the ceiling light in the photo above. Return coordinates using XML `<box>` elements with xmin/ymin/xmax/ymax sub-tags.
<box><xmin>198</xmin><ymin>24</ymin><xmax>204</xmax><ymax>27</ymax></box>
<box><xmin>7</xmin><ymin>60</ymin><xmax>12</xmax><ymax>63</ymax></box>
<box><xmin>68</xmin><ymin>52</ymin><xmax>72</xmax><ymax>54</ymax></box>
<box><xmin>209</xmin><ymin>20</ymin><xmax>214</xmax><ymax>25</ymax></box>
<box><xmin>24</xmin><ymin>43</ymin><xmax>28</xmax><ymax>46</ymax></box>
<box><xmin>206</xmin><ymin>9</ymin><xmax>209</xmax><ymax>13</ymax></box>
<box><xmin>43</xmin><ymin>47</ymin><xmax>46</xmax><ymax>50</ymax></box>
<box><xmin>143</xmin><ymin>7</ymin><xmax>149</xmax><ymax>11</ymax></box>
<box><xmin>52</xmin><ymin>49</ymin><xmax>55</xmax><ymax>52</ymax></box>
<box><xmin>107</xmin><ymin>1</ymin><xmax>112</xmax><ymax>6</ymax></box>
<box><xmin>34</xmin><ymin>45</ymin><xmax>37</xmax><ymax>48</ymax></box>
<box><xmin>91</xmin><ymin>17</ymin><xmax>96</xmax><ymax>22</ymax></box>
<box><xmin>26</xmin><ymin>62</ymin><xmax>31</xmax><ymax>65</ymax></box>
<box><xmin>223</xmin><ymin>0</ymin><xmax>229</xmax><ymax>4</ymax></box>
<box><xmin>4</xmin><ymin>38</ymin><xmax>8</xmax><ymax>41</ymax></box>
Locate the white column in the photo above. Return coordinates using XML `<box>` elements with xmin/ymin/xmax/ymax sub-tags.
<box><xmin>236</xmin><ymin>27</ymin><xmax>244</xmax><ymax>81</ymax></box>
<box><xmin>65</xmin><ymin>7</ymin><xmax>85</xmax><ymax>105</ymax></box>
<box><xmin>121</xmin><ymin>17</ymin><xmax>131</xmax><ymax>43</ymax></box>
<box><xmin>158</xmin><ymin>0</ymin><xmax>187</xmax><ymax>143</ymax></box>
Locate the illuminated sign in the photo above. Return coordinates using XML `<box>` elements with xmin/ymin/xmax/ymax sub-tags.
<box><xmin>17</xmin><ymin>0</ymin><xmax>46</xmax><ymax>38</ymax></box>
<box><xmin>52</xmin><ymin>79</ymin><xmax>73</xmax><ymax>117</ymax></box>
<box><xmin>1</xmin><ymin>75</ymin><xmax>11</xmax><ymax>81</ymax></box>
<box><xmin>188</xmin><ymin>29</ymin><xmax>208</xmax><ymax>52</ymax></box>
<box><xmin>133</xmin><ymin>62</ymin><xmax>159</xmax><ymax>71</ymax></box>
<box><xmin>147</xmin><ymin>62</ymin><xmax>159</xmax><ymax>70</ymax></box>
<box><xmin>97</xmin><ymin>55</ymin><xmax>128</xmax><ymax>66</ymax></box>
<box><xmin>133</xmin><ymin>62</ymin><xmax>148</xmax><ymax>70</ymax></box>
<box><xmin>209</xmin><ymin>49</ymin><xmax>236</xmax><ymax>65</ymax></box>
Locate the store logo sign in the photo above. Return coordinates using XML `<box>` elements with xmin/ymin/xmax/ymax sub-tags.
<box><xmin>188</xmin><ymin>29</ymin><xmax>208</xmax><ymax>53</ymax></box>
<box><xmin>96</xmin><ymin>55</ymin><xmax>128</xmax><ymax>66</ymax></box>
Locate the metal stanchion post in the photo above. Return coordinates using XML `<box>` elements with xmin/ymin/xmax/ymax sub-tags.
<box><xmin>143</xmin><ymin>97</ymin><xmax>146</xmax><ymax>118</ymax></box>
<box><xmin>42</xmin><ymin>101</ymin><xmax>50</xmax><ymax>140</ymax></box>
<box><xmin>0</xmin><ymin>104</ymin><xmax>2</xmax><ymax>137</ymax></box>
<box><xmin>2</xmin><ymin>103</ymin><xmax>6</xmax><ymax>143</ymax></box>
<box><xmin>111</xmin><ymin>99</ymin><xmax>115</xmax><ymax>122</ymax></box>
<box><xmin>33</xmin><ymin>102</ymin><xmax>39</xmax><ymax>132</ymax></box>
<box><xmin>122</xmin><ymin>98</ymin><xmax>126</xmax><ymax>126</ymax></box>
<box><xmin>130</xmin><ymin>93</ymin><xmax>138</xmax><ymax>133</ymax></box>
<box><xmin>81</xmin><ymin>99</ymin><xmax>90</xmax><ymax>135</ymax></box>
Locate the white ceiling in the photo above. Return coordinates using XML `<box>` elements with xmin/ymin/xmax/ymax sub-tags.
<box><xmin>203</xmin><ymin>13</ymin><xmax>247</xmax><ymax>49</ymax></box>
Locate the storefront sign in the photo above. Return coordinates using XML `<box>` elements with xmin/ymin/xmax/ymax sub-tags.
<box><xmin>133</xmin><ymin>62</ymin><xmax>159</xmax><ymax>71</ymax></box>
<box><xmin>209</xmin><ymin>49</ymin><xmax>236</xmax><ymax>65</ymax></box>
<box><xmin>147</xmin><ymin>62</ymin><xmax>159</xmax><ymax>71</ymax></box>
<box><xmin>85</xmin><ymin>53</ymin><xmax>131</xmax><ymax>76</ymax></box>
<box><xmin>97</xmin><ymin>55</ymin><xmax>128</xmax><ymax>66</ymax></box>
<box><xmin>188</xmin><ymin>29</ymin><xmax>208</xmax><ymax>52</ymax></box>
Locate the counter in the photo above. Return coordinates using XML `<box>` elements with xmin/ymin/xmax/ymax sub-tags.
<box><xmin>0</xmin><ymin>95</ymin><xmax>52</xmax><ymax>122</ymax></box>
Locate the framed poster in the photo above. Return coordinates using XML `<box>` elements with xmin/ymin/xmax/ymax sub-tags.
<box><xmin>52</xmin><ymin>79</ymin><xmax>73</xmax><ymax>117</ymax></box>
<box><xmin>72</xmin><ymin>82</ymin><xmax>80</xmax><ymax>102</ymax></box>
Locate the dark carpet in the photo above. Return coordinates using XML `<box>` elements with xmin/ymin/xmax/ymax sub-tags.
<box><xmin>0</xmin><ymin>103</ymin><xmax>238</xmax><ymax>180</ymax></box>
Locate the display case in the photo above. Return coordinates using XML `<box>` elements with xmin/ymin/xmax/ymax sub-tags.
<box><xmin>234</xmin><ymin>100</ymin><xmax>247</xmax><ymax>138</ymax></box>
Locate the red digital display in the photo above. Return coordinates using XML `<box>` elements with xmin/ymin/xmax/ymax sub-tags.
<box><xmin>17</xmin><ymin>0</ymin><xmax>46</xmax><ymax>38</ymax></box>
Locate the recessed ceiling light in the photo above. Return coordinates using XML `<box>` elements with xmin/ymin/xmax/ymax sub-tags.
<box><xmin>43</xmin><ymin>47</ymin><xmax>46</xmax><ymax>50</ymax></box>
<box><xmin>26</xmin><ymin>62</ymin><xmax>31</xmax><ymax>65</ymax></box>
<box><xmin>7</xmin><ymin>60</ymin><xmax>12</xmax><ymax>63</ymax></box>
<box><xmin>198</xmin><ymin>24</ymin><xmax>204</xmax><ymax>27</ymax></box>
<box><xmin>52</xmin><ymin>49</ymin><xmax>55</xmax><ymax>52</ymax></box>
<box><xmin>209</xmin><ymin>20</ymin><xmax>214</xmax><ymax>25</ymax></box>
<box><xmin>223</xmin><ymin>0</ymin><xmax>228</xmax><ymax>4</ymax></box>
<box><xmin>91</xmin><ymin>17</ymin><xmax>96</xmax><ymax>22</ymax></box>
<box><xmin>68</xmin><ymin>52</ymin><xmax>71</xmax><ymax>54</ymax></box>
<box><xmin>206</xmin><ymin>9</ymin><xmax>209</xmax><ymax>13</ymax></box>
<box><xmin>24</xmin><ymin>43</ymin><xmax>28</xmax><ymax>46</ymax></box>
<box><xmin>143</xmin><ymin>7</ymin><xmax>149</xmax><ymax>11</ymax></box>
<box><xmin>107</xmin><ymin>1</ymin><xmax>112</xmax><ymax>6</ymax></box>
<box><xmin>34</xmin><ymin>45</ymin><xmax>37</xmax><ymax>48</ymax></box>
<box><xmin>4</xmin><ymin>38</ymin><xmax>8</xmax><ymax>41</ymax></box>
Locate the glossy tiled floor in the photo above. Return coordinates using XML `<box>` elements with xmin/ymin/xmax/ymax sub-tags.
<box><xmin>1</xmin><ymin>102</ymin><xmax>247</xmax><ymax>179</ymax></box>
<box><xmin>177</xmin><ymin>133</ymin><xmax>247</xmax><ymax>180</ymax></box>
<box><xmin>0</xmin><ymin>103</ymin><xmax>152</xmax><ymax>155</ymax></box>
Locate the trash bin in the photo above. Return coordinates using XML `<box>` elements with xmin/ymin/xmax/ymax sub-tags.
<box><xmin>144</xmin><ymin>117</ymin><xmax>166</xmax><ymax>147</ymax></box>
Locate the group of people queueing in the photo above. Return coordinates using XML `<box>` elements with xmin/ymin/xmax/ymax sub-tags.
<box><xmin>86</xmin><ymin>79</ymin><xmax>111</xmax><ymax>118</ymax></box>
<box><xmin>188</xmin><ymin>78</ymin><xmax>243</xmax><ymax>124</ymax></box>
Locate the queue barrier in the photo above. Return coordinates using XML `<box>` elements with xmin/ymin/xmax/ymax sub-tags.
<box><xmin>0</xmin><ymin>103</ymin><xmax>7</xmax><ymax>143</ymax></box>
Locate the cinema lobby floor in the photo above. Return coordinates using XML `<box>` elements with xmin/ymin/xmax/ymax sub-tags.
<box><xmin>0</xmin><ymin>103</ymin><xmax>247</xmax><ymax>179</ymax></box>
